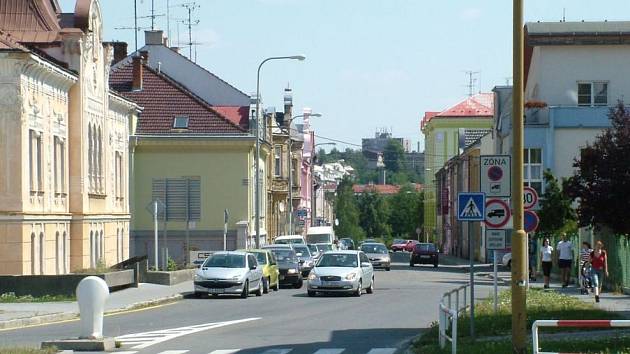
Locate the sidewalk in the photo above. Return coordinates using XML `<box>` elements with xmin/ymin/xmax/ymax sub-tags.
<box><xmin>0</xmin><ymin>281</ymin><xmax>192</xmax><ymax>330</ymax></box>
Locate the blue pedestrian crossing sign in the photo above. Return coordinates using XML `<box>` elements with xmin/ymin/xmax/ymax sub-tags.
<box><xmin>457</xmin><ymin>193</ymin><xmax>486</xmax><ymax>221</ymax></box>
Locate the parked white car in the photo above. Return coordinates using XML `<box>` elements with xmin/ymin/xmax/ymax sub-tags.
<box><xmin>502</xmin><ymin>252</ymin><xmax>512</xmax><ymax>269</ymax></box>
<box><xmin>307</xmin><ymin>250</ymin><xmax>374</xmax><ymax>297</ymax></box>
<box><xmin>194</xmin><ymin>251</ymin><xmax>263</xmax><ymax>298</ymax></box>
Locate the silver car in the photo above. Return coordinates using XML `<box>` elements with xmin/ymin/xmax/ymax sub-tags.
<box><xmin>307</xmin><ymin>250</ymin><xmax>374</xmax><ymax>297</ymax></box>
<box><xmin>291</xmin><ymin>243</ymin><xmax>315</xmax><ymax>277</ymax></box>
<box><xmin>359</xmin><ymin>242</ymin><xmax>392</xmax><ymax>271</ymax></box>
<box><xmin>194</xmin><ymin>251</ymin><xmax>263</xmax><ymax>298</ymax></box>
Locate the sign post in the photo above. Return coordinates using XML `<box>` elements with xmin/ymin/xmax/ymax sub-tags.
<box><xmin>486</xmin><ymin>229</ymin><xmax>506</xmax><ymax>316</ymax></box>
<box><xmin>224</xmin><ymin>209</ymin><xmax>229</xmax><ymax>251</ymax></box>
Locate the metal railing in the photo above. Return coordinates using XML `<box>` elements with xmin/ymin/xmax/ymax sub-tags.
<box><xmin>532</xmin><ymin>319</ymin><xmax>630</xmax><ymax>354</ymax></box>
<box><xmin>438</xmin><ymin>283</ymin><xmax>470</xmax><ymax>353</ymax></box>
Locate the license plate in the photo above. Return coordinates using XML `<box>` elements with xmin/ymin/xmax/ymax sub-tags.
<box><xmin>208</xmin><ymin>288</ymin><xmax>224</xmax><ymax>294</ymax></box>
<box><xmin>279</xmin><ymin>275</ymin><xmax>285</xmax><ymax>280</ymax></box>
<box><xmin>322</xmin><ymin>281</ymin><xmax>338</xmax><ymax>287</ymax></box>
<box><xmin>420</xmin><ymin>255</ymin><xmax>430</xmax><ymax>259</ymax></box>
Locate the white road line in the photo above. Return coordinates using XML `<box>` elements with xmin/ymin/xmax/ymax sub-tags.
<box><xmin>116</xmin><ymin>317</ymin><xmax>260</xmax><ymax>349</ymax></box>
<box><xmin>158</xmin><ymin>351</ymin><xmax>190</xmax><ymax>354</ymax></box>
<box><xmin>259</xmin><ymin>349</ymin><xmax>292</xmax><ymax>354</ymax></box>
<box><xmin>366</xmin><ymin>349</ymin><xmax>396</xmax><ymax>354</ymax></box>
<box><xmin>208</xmin><ymin>350</ymin><xmax>241</xmax><ymax>354</ymax></box>
<box><xmin>113</xmin><ymin>352</ymin><xmax>138</xmax><ymax>354</ymax></box>
<box><xmin>312</xmin><ymin>349</ymin><xmax>345</xmax><ymax>354</ymax></box>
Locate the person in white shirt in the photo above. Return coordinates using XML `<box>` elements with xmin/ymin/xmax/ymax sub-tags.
<box><xmin>556</xmin><ymin>233</ymin><xmax>574</xmax><ymax>288</ymax></box>
<box><xmin>540</xmin><ymin>238</ymin><xmax>553</xmax><ymax>289</ymax></box>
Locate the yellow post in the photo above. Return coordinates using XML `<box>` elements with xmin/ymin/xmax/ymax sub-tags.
<box><xmin>512</xmin><ymin>0</ymin><xmax>527</xmax><ymax>353</ymax></box>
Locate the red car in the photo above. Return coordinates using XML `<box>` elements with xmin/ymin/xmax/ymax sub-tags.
<box><xmin>391</xmin><ymin>240</ymin><xmax>419</xmax><ymax>252</ymax></box>
<box><xmin>409</xmin><ymin>243</ymin><xmax>439</xmax><ymax>268</ymax></box>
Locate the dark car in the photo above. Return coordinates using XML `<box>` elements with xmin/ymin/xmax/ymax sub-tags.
<box><xmin>339</xmin><ymin>238</ymin><xmax>355</xmax><ymax>250</ymax></box>
<box><xmin>409</xmin><ymin>243</ymin><xmax>439</xmax><ymax>268</ymax></box>
<box><xmin>263</xmin><ymin>246</ymin><xmax>303</xmax><ymax>288</ymax></box>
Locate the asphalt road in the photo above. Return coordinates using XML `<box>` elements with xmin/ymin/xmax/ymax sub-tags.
<box><xmin>0</xmin><ymin>253</ymin><xmax>500</xmax><ymax>354</ymax></box>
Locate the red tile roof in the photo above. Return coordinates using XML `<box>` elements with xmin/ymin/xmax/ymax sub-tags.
<box><xmin>0</xmin><ymin>0</ymin><xmax>62</xmax><ymax>43</ymax></box>
<box><xmin>109</xmin><ymin>62</ymin><xmax>247</xmax><ymax>136</ymax></box>
<box><xmin>436</xmin><ymin>93</ymin><xmax>494</xmax><ymax>117</ymax></box>
<box><xmin>212</xmin><ymin>106</ymin><xmax>249</xmax><ymax>130</ymax></box>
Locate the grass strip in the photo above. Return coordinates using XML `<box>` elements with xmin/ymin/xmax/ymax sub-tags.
<box><xmin>0</xmin><ymin>293</ymin><xmax>75</xmax><ymax>303</ymax></box>
<box><xmin>0</xmin><ymin>347</ymin><xmax>57</xmax><ymax>354</ymax></box>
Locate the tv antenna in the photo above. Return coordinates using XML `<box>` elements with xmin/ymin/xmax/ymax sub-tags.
<box><xmin>464</xmin><ymin>70</ymin><xmax>480</xmax><ymax>97</ymax></box>
<box><xmin>181</xmin><ymin>2</ymin><xmax>200</xmax><ymax>61</ymax></box>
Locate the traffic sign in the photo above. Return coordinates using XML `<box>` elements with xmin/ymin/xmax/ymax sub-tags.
<box><xmin>480</xmin><ymin>155</ymin><xmax>511</xmax><ymax>198</ymax></box>
<box><xmin>524</xmin><ymin>210</ymin><xmax>540</xmax><ymax>233</ymax></box>
<box><xmin>485</xmin><ymin>198</ymin><xmax>511</xmax><ymax>229</ymax></box>
<box><xmin>523</xmin><ymin>186</ymin><xmax>539</xmax><ymax>210</ymax></box>
<box><xmin>486</xmin><ymin>229</ymin><xmax>507</xmax><ymax>250</ymax></box>
<box><xmin>457</xmin><ymin>193</ymin><xmax>486</xmax><ymax>221</ymax></box>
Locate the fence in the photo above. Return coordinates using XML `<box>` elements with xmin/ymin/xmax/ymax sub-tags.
<box><xmin>438</xmin><ymin>283</ymin><xmax>470</xmax><ymax>353</ymax></box>
<box><xmin>532</xmin><ymin>319</ymin><xmax>630</xmax><ymax>354</ymax></box>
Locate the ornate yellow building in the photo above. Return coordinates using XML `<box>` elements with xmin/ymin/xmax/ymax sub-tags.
<box><xmin>0</xmin><ymin>0</ymin><xmax>138</xmax><ymax>275</ymax></box>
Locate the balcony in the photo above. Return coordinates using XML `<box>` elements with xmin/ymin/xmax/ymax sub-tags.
<box><xmin>271</xmin><ymin>179</ymin><xmax>289</xmax><ymax>193</ymax></box>
<box><xmin>524</xmin><ymin>106</ymin><xmax>611</xmax><ymax>129</ymax></box>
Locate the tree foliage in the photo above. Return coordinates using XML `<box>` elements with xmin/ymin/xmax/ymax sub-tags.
<box><xmin>537</xmin><ymin>170</ymin><xmax>577</xmax><ymax>235</ymax></box>
<box><xmin>333</xmin><ymin>176</ymin><xmax>365</xmax><ymax>240</ymax></box>
<box><xmin>565</xmin><ymin>101</ymin><xmax>630</xmax><ymax>234</ymax></box>
<box><xmin>388</xmin><ymin>185</ymin><xmax>424</xmax><ymax>237</ymax></box>
<box><xmin>357</xmin><ymin>192</ymin><xmax>392</xmax><ymax>238</ymax></box>
<box><xmin>383</xmin><ymin>140</ymin><xmax>406</xmax><ymax>173</ymax></box>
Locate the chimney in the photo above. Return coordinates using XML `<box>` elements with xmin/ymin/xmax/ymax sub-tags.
<box><xmin>132</xmin><ymin>55</ymin><xmax>143</xmax><ymax>91</ymax></box>
<box><xmin>145</xmin><ymin>30</ymin><xmax>164</xmax><ymax>46</ymax></box>
<box><xmin>104</xmin><ymin>41</ymin><xmax>128</xmax><ymax>66</ymax></box>
<box><xmin>283</xmin><ymin>87</ymin><xmax>293</xmax><ymax>128</ymax></box>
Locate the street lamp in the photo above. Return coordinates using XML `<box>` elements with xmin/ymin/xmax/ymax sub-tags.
<box><xmin>284</xmin><ymin>113</ymin><xmax>322</xmax><ymax>234</ymax></box>
<box><xmin>312</xmin><ymin>142</ymin><xmax>336</xmax><ymax>227</ymax></box>
<box><xmin>254</xmin><ymin>55</ymin><xmax>306</xmax><ymax>249</ymax></box>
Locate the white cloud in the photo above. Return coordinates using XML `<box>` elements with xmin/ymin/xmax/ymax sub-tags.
<box><xmin>460</xmin><ymin>7</ymin><xmax>483</xmax><ymax>21</ymax></box>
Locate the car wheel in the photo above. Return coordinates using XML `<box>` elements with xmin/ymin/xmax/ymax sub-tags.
<box><xmin>255</xmin><ymin>280</ymin><xmax>263</xmax><ymax>297</ymax></box>
<box><xmin>272</xmin><ymin>280</ymin><xmax>279</xmax><ymax>291</ymax></box>
<box><xmin>354</xmin><ymin>280</ymin><xmax>362</xmax><ymax>297</ymax></box>
<box><xmin>294</xmin><ymin>278</ymin><xmax>303</xmax><ymax>289</ymax></box>
<box><xmin>262</xmin><ymin>277</ymin><xmax>269</xmax><ymax>294</ymax></box>
<box><xmin>386</xmin><ymin>267</ymin><xmax>391</xmax><ymax>271</ymax></box>
<box><xmin>409</xmin><ymin>260</ymin><xmax>414</xmax><ymax>267</ymax></box>
<box><xmin>507</xmin><ymin>260</ymin><xmax>512</xmax><ymax>270</ymax></box>
<box><xmin>193</xmin><ymin>291</ymin><xmax>203</xmax><ymax>298</ymax></box>
<box><xmin>434</xmin><ymin>262</ymin><xmax>438</xmax><ymax>268</ymax></box>
<box><xmin>366</xmin><ymin>277</ymin><xmax>374</xmax><ymax>294</ymax></box>
<box><xmin>308</xmin><ymin>290</ymin><xmax>316</xmax><ymax>297</ymax></box>
<box><xmin>240</xmin><ymin>280</ymin><xmax>249</xmax><ymax>299</ymax></box>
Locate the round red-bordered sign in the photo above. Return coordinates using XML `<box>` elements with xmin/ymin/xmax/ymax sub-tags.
<box><xmin>524</xmin><ymin>210</ymin><xmax>540</xmax><ymax>232</ymax></box>
<box><xmin>487</xmin><ymin>165</ymin><xmax>503</xmax><ymax>182</ymax></box>
<box><xmin>484</xmin><ymin>198</ymin><xmax>511</xmax><ymax>228</ymax></box>
<box><xmin>523</xmin><ymin>186</ymin><xmax>539</xmax><ymax>210</ymax></box>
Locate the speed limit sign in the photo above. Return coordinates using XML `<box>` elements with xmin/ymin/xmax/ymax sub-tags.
<box><xmin>523</xmin><ymin>186</ymin><xmax>538</xmax><ymax>210</ymax></box>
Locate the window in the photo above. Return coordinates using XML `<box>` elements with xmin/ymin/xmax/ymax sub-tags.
<box><xmin>523</xmin><ymin>148</ymin><xmax>543</xmax><ymax>195</ymax></box>
<box><xmin>54</xmin><ymin>137</ymin><xmax>65</xmax><ymax>194</ymax></box>
<box><xmin>274</xmin><ymin>145</ymin><xmax>282</xmax><ymax>177</ymax></box>
<box><xmin>115</xmin><ymin>151</ymin><xmax>124</xmax><ymax>199</ymax></box>
<box><xmin>173</xmin><ymin>116</ymin><xmax>189</xmax><ymax>129</ymax></box>
<box><xmin>578</xmin><ymin>82</ymin><xmax>608</xmax><ymax>106</ymax></box>
<box><xmin>29</xmin><ymin>130</ymin><xmax>43</xmax><ymax>192</ymax></box>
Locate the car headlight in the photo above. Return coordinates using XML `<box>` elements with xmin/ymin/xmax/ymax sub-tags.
<box><xmin>288</xmin><ymin>268</ymin><xmax>298</xmax><ymax>274</ymax></box>
<box><xmin>308</xmin><ymin>272</ymin><xmax>318</xmax><ymax>281</ymax></box>
<box><xmin>194</xmin><ymin>274</ymin><xmax>204</xmax><ymax>281</ymax></box>
<box><xmin>231</xmin><ymin>274</ymin><xmax>243</xmax><ymax>280</ymax></box>
<box><xmin>383</xmin><ymin>257</ymin><xmax>391</xmax><ymax>262</ymax></box>
<box><xmin>345</xmin><ymin>272</ymin><xmax>357</xmax><ymax>280</ymax></box>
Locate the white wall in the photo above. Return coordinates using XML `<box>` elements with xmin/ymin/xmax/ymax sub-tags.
<box><xmin>526</xmin><ymin>45</ymin><xmax>630</xmax><ymax>105</ymax></box>
<box><xmin>553</xmin><ymin>128</ymin><xmax>601</xmax><ymax>179</ymax></box>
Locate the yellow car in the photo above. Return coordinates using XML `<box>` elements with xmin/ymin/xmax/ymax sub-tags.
<box><xmin>238</xmin><ymin>249</ymin><xmax>280</xmax><ymax>293</ymax></box>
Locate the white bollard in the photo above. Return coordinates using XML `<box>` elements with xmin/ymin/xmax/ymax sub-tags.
<box><xmin>76</xmin><ymin>276</ymin><xmax>109</xmax><ymax>339</ymax></box>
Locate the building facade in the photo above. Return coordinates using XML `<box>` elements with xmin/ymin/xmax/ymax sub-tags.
<box><xmin>0</xmin><ymin>0</ymin><xmax>138</xmax><ymax>275</ymax></box>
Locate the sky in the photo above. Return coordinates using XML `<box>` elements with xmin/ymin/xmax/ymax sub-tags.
<box><xmin>60</xmin><ymin>0</ymin><xmax>629</xmax><ymax>152</ymax></box>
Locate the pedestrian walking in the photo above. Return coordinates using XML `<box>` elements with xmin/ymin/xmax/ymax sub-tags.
<box><xmin>556</xmin><ymin>233</ymin><xmax>574</xmax><ymax>288</ymax></box>
<box><xmin>580</xmin><ymin>241</ymin><xmax>593</xmax><ymax>294</ymax></box>
<box><xmin>528</xmin><ymin>233</ymin><xmax>537</xmax><ymax>281</ymax></box>
<box><xmin>590</xmin><ymin>240</ymin><xmax>609</xmax><ymax>303</ymax></box>
<box><xmin>540</xmin><ymin>238</ymin><xmax>553</xmax><ymax>289</ymax></box>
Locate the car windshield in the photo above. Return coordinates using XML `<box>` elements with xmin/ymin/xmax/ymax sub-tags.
<box><xmin>316</xmin><ymin>244</ymin><xmax>333</xmax><ymax>252</ymax></box>
<box><xmin>393</xmin><ymin>239</ymin><xmax>405</xmax><ymax>245</ymax></box>
<box><xmin>307</xmin><ymin>244</ymin><xmax>318</xmax><ymax>253</ymax></box>
<box><xmin>203</xmin><ymin>254</ymin><xmax>245</xmax><ymax>268</ymax></box>
<box><xmin>317</xmin><ymin>253</ymin><xmax>358</xmax><ymax>268</ymax></box>
<box><xmin>292</xmin><ymin>245</ymin><xmax>310</xmax><ymax>257</ymax></box>
<box><xmin>415</xmin><ymin>244</ymin><xmax>436</xmax><ymax>252</ymax></box>
<box><xmin>361</xmin><ymin>244</ymin><xmax>388</xmax><ymax>254</ymax></box>
<box><xmin>307</xmin><ymin>234</ymin><xmax>331</xmax><ymax>244</ymax></box>
<box><xmin>275</xmin><ymin>238</ymin><xmax>303</xmax><ymax>244</ymax></box>
<box><xmin>270</xmin><ymin>249</ymin><xmax>297</xmax><ymax>263</ymax></box>
<box><xmin>253</xmin><ymin>252</ymin><xmax>267</xmax><ymax>265</ymax></box>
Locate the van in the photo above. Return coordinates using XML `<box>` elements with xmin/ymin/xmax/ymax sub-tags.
<box><xmin>274</xmin><ymin>235</ymin><xmax>306</xmax><ymax>245</ymax></box>
<box><xmin>306</xmin><ymin>226</ymin><xmax>336</xmax><ymax>245</ymax></box>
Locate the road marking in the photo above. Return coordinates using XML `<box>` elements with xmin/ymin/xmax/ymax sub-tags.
<box><xmin>208</xmin><ymin>350</ymin><xmax>240</xmax><ymax>354</ymax></box>
<box><xmin>113</xmin><ymin>352</ymin><xmax>138</xmax><ymax>354</ymax></box>
<box><xmin>116</xmin><ymin>317</ymin><xmax>260</xmax><ymax>349</ymax></box>
<box><xmin>366</xmin><ymin>349</ymin><xmax>396</xmax><ymax>354</ymax></box>
<box><xmin>260</xmin><ymin>350</ymin><xmax>292</xmax><ymax>354</ymax></box>
<box><xmin>159</xmin><ymin>351</ymin><xmax>190</xmax><ymax>354</ymax></box>
<box><xmin>312</xmin><ymin>350</ymin><xmax>345</xmax><ymax>354</ymax></box>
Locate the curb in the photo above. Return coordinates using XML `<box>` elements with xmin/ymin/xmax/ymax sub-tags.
<box><xmin>0</xmin><ymin>293</ymin><xmax>184</xmax><ymax>331</ymax></box>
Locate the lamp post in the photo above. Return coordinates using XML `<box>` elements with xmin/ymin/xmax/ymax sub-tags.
<box><xmin>312</xmin><ymin>142</ymin><xmax>336</xmax><ymax>227</ymax></box>
<box><xmin>255</xmin><ymin>55</ymin><xmax>305</xmax><ymax>248</ymax></box>
<box><xmin>284</xmin><ymin>113</ymin><xmax>322</xmax><ymax>234</ymax></box>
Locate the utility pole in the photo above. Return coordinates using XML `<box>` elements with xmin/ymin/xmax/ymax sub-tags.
<box><xmin>134</xmin><ymin>0</ymin><xmax>138</xmax><ymax>51</ymax></box>
<box><xmin>182</xmin><ymin>3</ymin><xmax>200</xmax><ymax>61</ymax></box>
<box><xmin>512</xmin><ymin>0</ymin><xmax>527</xmax><ymax>353</ymax></box>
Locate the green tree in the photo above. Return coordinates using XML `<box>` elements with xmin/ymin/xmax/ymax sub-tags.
<box><xmin>388</xmin><ymin>185</ymin><xmax>424</xmax><ymax>238</ymax></box>
<box><xmin>358</xmin><ymin>192</ymin><xmax>391</xmax><ymax>238</ymax></box>
<box><xmin>333</xmin><ymin>177</ymin><xmax>365</xmax><ymax>241</ymax></box>
<box><xmin>383</xmin><ymin>140</ymin><xmax>406</xmax><ymax>173</ymax></box>
<box><xmin>538</xmin><ymin>170</ymin><xmax>577</xmax><ymax>235</ymax></box>
<box><xmin>565</xmin><ymin>101</ymin><xmax>630</xmax><ymax>234</ymax></box>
